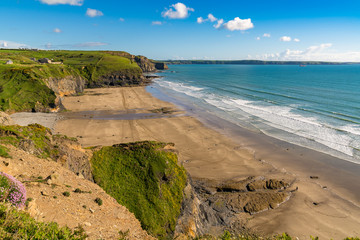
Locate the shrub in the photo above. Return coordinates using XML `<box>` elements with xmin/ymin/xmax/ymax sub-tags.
<box><xmin>0</xmin><ymin>145</ymin><xmax>11</xmax><ymax>158</ymax></box>
<box><xmin>0</xmin><ymin>172</ymin><xmax>26</xmax><ymax>208</ymax></box>
<box><xmin>94</xmin><ymin>197</ymin><xmax>103</xmax><ymax>206</ymax></box>
<box><xmin>62</xmin><ymin>191</ymin><xmax>70</xmax><ymax>197</ymax></box>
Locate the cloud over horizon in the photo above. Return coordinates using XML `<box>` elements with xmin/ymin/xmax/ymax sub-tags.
<box><xmin>39</xmin><ymin>0</ymin><xmax>83</xmax><ymax>6</ymax></box>
<box><xmin>0</xmin><ymin>40</ymin><xmax>28</xmax><ymax>49</ymax></box>
<box><xmin>252</xmin><ymin>43</ymin><xmax>360</xmax><ymax>62</ymax></box>
<box><xmin>162</xmin><ymin>3</ymin><xmax>194</xmax><ymax>19</ymax></box>
<box><xmin>86</xmin><ymin>8</ymin><xmax>103</xmax><ymax>17</ymax></box>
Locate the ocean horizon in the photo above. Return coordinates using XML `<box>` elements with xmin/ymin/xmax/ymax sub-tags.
<box><xmin>151</xmin><ymin>64</ymin><xmax>360</xmax><ymax>165</ymax></box>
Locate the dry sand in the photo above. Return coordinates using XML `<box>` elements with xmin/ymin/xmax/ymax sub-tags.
<box><xmin>55</xmin><ymin>87</ymin><xmax>360</xmax><ymax>239</ymax></box>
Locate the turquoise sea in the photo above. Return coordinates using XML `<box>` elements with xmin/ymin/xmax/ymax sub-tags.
<box><xmin>151</xmin><ymin>64</ymin><xmax>360</xmax><ymax>164</ymax></box>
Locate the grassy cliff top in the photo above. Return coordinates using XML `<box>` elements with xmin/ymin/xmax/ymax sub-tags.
<box><xmin>0</xmin><ymin>49</ymin><xmax>143</xmax><ymax>112</ymax></box>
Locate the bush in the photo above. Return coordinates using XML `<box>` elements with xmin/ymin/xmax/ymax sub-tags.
<box><xmin>94</xmin><ymin>197</ymin><xmax>103</xmax><ymax>206</ymax></box>
<box><xmin>0</xmin><ymin>172</ymin><xmax>26</xmax><ymax>208</ymax></box>
<box><xmin>62</xmin><ymin>191</ymin><xmax>70</xmax><ymax>197</ymax></box>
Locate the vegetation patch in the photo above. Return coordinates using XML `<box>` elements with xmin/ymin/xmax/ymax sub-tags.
<box><xmin>0</xmin><ymin>172</ymin><xmax>26</xmax><ymax>208</ymax></box>
<box><xmin>91</xmin><ymin>141</ymin><xmax>187</xmax><ymax>239</ymax></box>
<box><xmin>0</xmin><ymin>145</ymin><xmax>11</xmax><ymax>158</ymax></box>
<box><xmin>0</xmin><ymin>124</ymin><xmax>55</xmax><ymax>159</ymax></box>
<box><xmin>0</xmin><ymin>202</ymin><xmax>87</xmax><ymax>239</ymax></box>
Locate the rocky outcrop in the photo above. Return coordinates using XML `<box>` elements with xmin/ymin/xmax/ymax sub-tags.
<box><xmin>52</xmin><ymin>135</ymin><xmax>93</xmax><ymax>181</ymax></box>
<box><xmin>175</xmin><ymin>176</ymin><xmax>292</xmax><ymax>237</ymax></box>
<box><xmin>45</xmin><ymin>76</ymin><xmax>85</xmax><ymax>97</ymax></box>
<box><xmin>96</xmin><ymin>72</ymin><xmax>145</xmax><ymax>87</ymax></box>
<box><xmin>134</xmin><ymin>56</ymin><xmax>156</xmax><ymax>72</ymax></box>
<box><xmin>0</xmin><ymin>112</ymin><xmax>14</xmax><ymax>126</ymax></box>
<box><xmin>45</xmin><ymin>76</ymin><xmax>86</xmax><ymax>111</ymax></box>
<box><xmin>155</xmin><ymin>62</ymin><xmax>169</xmax><ymax>70</ymax></box>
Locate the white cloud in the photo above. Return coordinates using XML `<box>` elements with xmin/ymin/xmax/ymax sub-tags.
<box><xmin>293</xmin><ymin>38</ymin><xmax>300</xmax><ymax>42</ymax></box>
<box><xmin>263</xmin><ymin>33</ymin><xmax>271</xmax><ymax>38</ymax></box>
<box><xmin>197</xmin><ymin>17</ymin><xmax>205</xmax><ymax>24</ymax></box>
<box><xmin>0</xmin><ymin>40</ymin><xmax>28</xmax><ymax>49</ymax></box>
<box><xmin>53</xmin><ymin>28</ymin><xmax>62</xmax><ymax>33</ymax></box>
<box><xmin>119</xmin><ymin>18</ymin><xmax>125</xmax><ymax>22</ymax></box>
<box><xmin>256</xmin><ymin>37</ymin><xmax>260</xmax><ymax>40</ymax></box>
<box><xmin>223</xmin><ymin>17</ymin><xmax>254</xmax><ymax>31</ymax></box>
<box><xmin>213</xmin><ymin>19</ymin><xmax>224</xmax><ymax>29</ymax></box>
<box><xmin>152</xmin><ymin>21</ymin><xmax>163</xmax><ymax>25</ymax></box>
<box><xmin>86</xmin><ymin>8</ymin><xmax>103</xmax><ymax>17</ymax></box>
<box><xmin>162</xmin><ymin>3</ymin><xmax>194</xmax><ymax>19</ymax></box>
<box><xmin>197</xmin><ymin>13</ymin><xmax>217</xmax><ymax>24</ymax></box>
<box><xmin>255</xmin><ymin>43</ymin><xmax>360</xmax><ymax>62</ymax></box>
<box><xmin>208</xmin><ymin>14</ymin><xmax>217</xmax><ymax>22</ymax></box>
<box><xmin>39</xmin><ymin>0</ymin><xmax>83</xmax><ymax>6</ymax></box>
<box><xmin>280</xmin><ymin>36</ymin><xmax>291</xmax><ymax>42</ymax></box>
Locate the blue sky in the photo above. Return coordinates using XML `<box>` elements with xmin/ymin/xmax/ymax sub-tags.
<box><xmin>1</xmin><ymin>0</ymin><xmax>360</xmax><ymax>61</ymax></box>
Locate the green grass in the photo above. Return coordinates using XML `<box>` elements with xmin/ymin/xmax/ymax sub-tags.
<box><xmin>0</xmin><ymin>124</ymin><xmax>63</xmax><ymax>159</ymax></box>
<box><xmin>0</xmin><ymin>203</ymin><xmax>87</xmax><ymax>239</ymax></box>
<box><xmin>90</xmin><ymin>141</ymin><xmax>187</xmax><ymax>239</ymax></box>
<box><xmin>0</xmin><ymin>49</ymin><xmax>143</xmax><ymax>112</ymax></box>
<box><xmin>0</xmin><ymin>145</ymin><xmax>11</xmax><ymax>158</ymax></box>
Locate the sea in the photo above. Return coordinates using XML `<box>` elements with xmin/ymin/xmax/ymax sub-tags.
<box><xmin>149</xmin><ymin>64</ymin><xmax>360</xmax><ymax>164</ymax></box>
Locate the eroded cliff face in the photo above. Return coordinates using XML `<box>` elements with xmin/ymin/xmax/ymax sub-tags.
<box><xmin>45</xmin><ymin>76</ymin><xmax>85</xmax><ymax>97</ymax></box>
<box><xmin>44</xmin><ymin>76</ymin><xmax>86</xmax><ymax>111</ymax></box>
<box><xmin>134</xmin><ymin>56</ymin><xmax>157</xmax><ymax>72</ymax></box>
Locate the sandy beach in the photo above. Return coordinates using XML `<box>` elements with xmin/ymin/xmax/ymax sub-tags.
<box><xmin>54</xmin><ymin>86</ymin><xmax>360</xmax><ymax>239</ymax></box>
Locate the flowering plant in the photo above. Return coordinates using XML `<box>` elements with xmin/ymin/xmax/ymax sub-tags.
<box><xmin>0</xmin><ymin>172</ymin><xmax>26</xmax><ymax>208</ymax></box>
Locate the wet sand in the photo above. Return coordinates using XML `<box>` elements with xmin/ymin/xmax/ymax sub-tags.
<box><xmin>55</xmin><ymin>87</ymin><xmax>360</xmax><ymax>239</ymax></box>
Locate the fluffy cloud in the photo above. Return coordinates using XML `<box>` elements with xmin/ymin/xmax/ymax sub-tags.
<box><xmin>86</xmin><ymin>8</ymin><xmax>103</xmax><ymax>17</ymax></box>
<box><xmin>39</xmin><ymin>0</ymin><xmax>83</xmax><ymax>6</ymax></box>
<box><xmin>152</xmin><ymin>21</ymin><xmax>163</xmax><ymax>25</ymax></box>
<box><xmin>256</xmin><ymin>37</ymin><xmax>260</xmax><ymax>40</ymax></box>
<box><xmin>263</xmin><ymin>33</ymin><xmax>271</xmax><ymax>38</ymax></box>
<box><xmin>280</xmin><ymin>36</ymin><xmax>291</xmax><ymax>42</ymax></box>
<box><xmin>208</xmin><ymin>14</ymin><xmax>217</xmax><ymax>22</ymax></box>
<box><xmin>53</xmin><ymin>28</ymin><xmax>62</xmax><ymax>33</ymax></box>
<box><xmin>293</xmin><ymin>38</ymin><xmax>300</xmax><ymax>42</ymax></box>
<box><xmin>0</xmin><ymin>40</ymin><xmax>28</xmax><ymax>49</ymax></box>
<box><xmin>197</xmin><ymin>17</ymin><xmax>205</xmax><ymax>24</ymax></box>
<box><xmin>162</xmin><ymin>3</ymin><xmax>194</xmax><ymax>19</ymax></box>
<box><xmin>223</xmin><ymin>17</ymin><xmax>254</xmax><ymax>31</ymax></box>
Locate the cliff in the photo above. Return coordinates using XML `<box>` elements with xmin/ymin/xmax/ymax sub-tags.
<box><xmin>0</xmin><ymin>49</ymin><xmax>167</xmax><ymax>113</ymax></box>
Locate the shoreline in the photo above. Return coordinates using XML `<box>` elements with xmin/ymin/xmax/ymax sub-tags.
<box><xmin>147</xmin><ymin>85</ymin><xmax>360</xmax><ymax>202</ymax></box>
<box><xmin>13</xmin><ymin>86</ymin><xmax>360</xmax><ymax>239</ymax></box>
